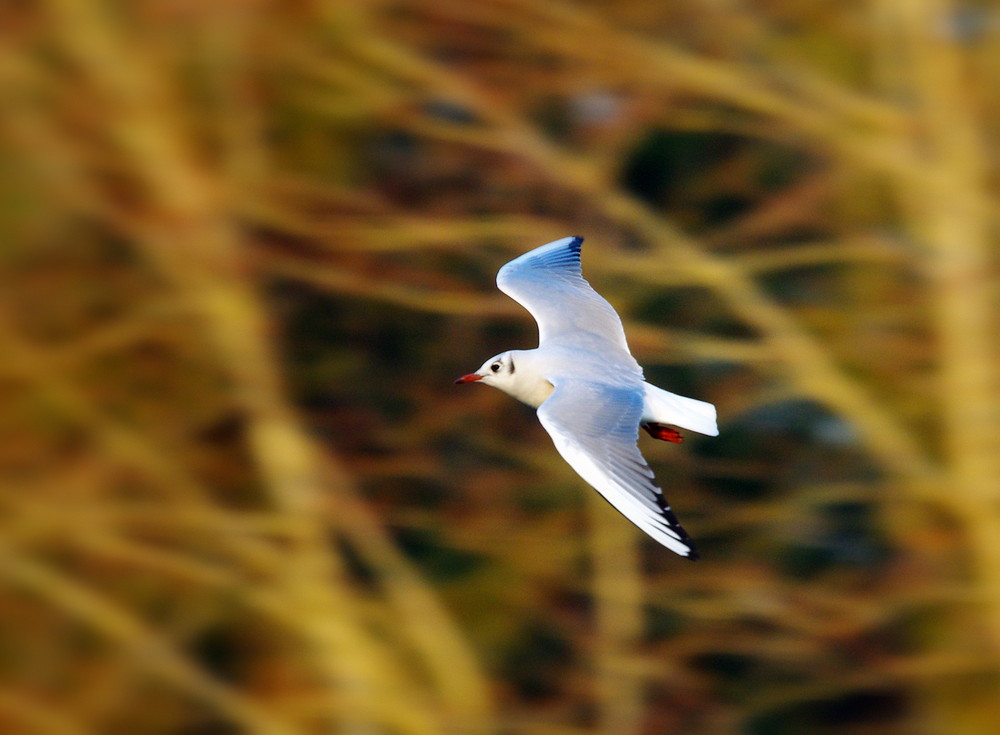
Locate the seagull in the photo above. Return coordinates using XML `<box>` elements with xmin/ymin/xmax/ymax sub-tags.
<box><xmin>455</xmin><ymin>236</ymin><xmax>718</xmax><ymax>559</ymax></box>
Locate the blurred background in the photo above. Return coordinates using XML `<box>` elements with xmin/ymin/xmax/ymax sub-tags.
<box><xmin>1</xmin><ymin>1</ymin><xmax>999</xmax><ymax>734</ymax></box>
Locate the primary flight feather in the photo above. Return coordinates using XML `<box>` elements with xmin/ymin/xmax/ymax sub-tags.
<box><xmin>455</xmin><ymin>237</ymin><xmax>718</xmax><ymax>558</ymax></box>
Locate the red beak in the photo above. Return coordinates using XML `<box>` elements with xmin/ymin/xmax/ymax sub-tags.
<box><xmin>454</xmin><ymin>373</ymin><xmax>483</xmax><ymax>384</ymax></box>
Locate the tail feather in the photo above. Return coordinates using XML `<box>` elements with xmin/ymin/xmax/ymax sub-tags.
<box><xmin>641</xmin><ymin>383</ymin><xmax>718</xmax><ymax>437</ymax></box>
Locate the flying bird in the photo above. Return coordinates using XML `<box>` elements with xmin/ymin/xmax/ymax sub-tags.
<box><xmin>455</xmin><ymin>236</ymin><xmax>718</xmax><ymax>559</ymax></box>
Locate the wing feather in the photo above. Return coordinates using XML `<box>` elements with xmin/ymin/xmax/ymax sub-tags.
<box><xmin>497</xmin><ymin>237</ymin><xmax>641</xmax><ymax>374</ymax></box>
<box><xmin>536</xmin><ymin>380</ymin><xmax>698</xmax><ymax>558</ymax></box>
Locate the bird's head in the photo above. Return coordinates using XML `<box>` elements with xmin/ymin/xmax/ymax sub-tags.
<box><xmin>454</xmin><ymin>351</ymin><xmax>518</xmax><ymax>390</ymax></box>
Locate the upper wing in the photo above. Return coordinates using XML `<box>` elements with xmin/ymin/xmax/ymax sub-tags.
<box><xmin>497</xmin><ymin>237</ymin><xmax>640</xmax><ymax>373</ymax></box>
<box><xmin>536</xmin><ymin>379</ymin><xmax>699</xmax><ymax>558</ymax></box>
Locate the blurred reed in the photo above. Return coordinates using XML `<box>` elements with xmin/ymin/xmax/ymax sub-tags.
<box><xmin>0</xmin><ymin>1</ymin><xmax>998</xmax><ymax>734</ymax></box>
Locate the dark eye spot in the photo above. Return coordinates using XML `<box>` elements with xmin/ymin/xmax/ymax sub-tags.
<box><xmin>491</xmin><ymin>363</ymin><xmax>501</xmax><ymax>373</ymax></box>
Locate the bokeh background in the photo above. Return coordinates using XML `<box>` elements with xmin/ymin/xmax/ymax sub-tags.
<box><xmin>2</xmin><ymin>1</ymin><xmax>999</xmax><ymax>734</ymax></box>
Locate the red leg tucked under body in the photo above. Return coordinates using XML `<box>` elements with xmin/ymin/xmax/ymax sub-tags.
<box><xmin>641</xmin><ymin>422</ymin><xmax>684</xmax><ymax>443</ymax></box>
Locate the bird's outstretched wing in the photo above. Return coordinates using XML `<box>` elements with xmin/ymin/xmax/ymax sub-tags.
<box><xmin>497</xmin><ymin>237</ymin><xmax>640</xmax><ymax>373</ymax></box>
<box><xmin>536</xmin><ymin>379</ymin><xmax>699</xmax><ymax>558</ymax></box>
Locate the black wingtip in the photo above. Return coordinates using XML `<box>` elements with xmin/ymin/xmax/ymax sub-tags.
<box><xmin>685</xmin><ymin>546</ymin><xmax>700</xmax><ymax>561</ymax></box>
<box><xmin>568</xmin><ymin>236</ymin><xmax>583</xmax><ymax>253</ymax></box>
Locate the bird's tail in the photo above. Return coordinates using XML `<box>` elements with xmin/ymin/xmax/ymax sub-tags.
<box><xmin>641</xmin><ymin>383</ymin><xmax>719</xmax><ymax>436</ymax></box>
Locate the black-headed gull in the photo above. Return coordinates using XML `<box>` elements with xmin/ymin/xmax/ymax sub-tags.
<box><xmin>455</xmin><ymin>236</ymin><xmax>718</xmax><ymax>559</ymax></box>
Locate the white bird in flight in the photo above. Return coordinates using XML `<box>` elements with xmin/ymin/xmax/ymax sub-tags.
<box><xmin>455</xmin><ymin>236</ymin><xmax>718</xmax><ymax>559</ymax></box>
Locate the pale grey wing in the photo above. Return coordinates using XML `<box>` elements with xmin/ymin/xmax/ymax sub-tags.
<box><xmin>536</xmin><ymin>380</ymin><xmax>699</xmax><ymax>559</ymax></box>
<box><xmin>497</xmin><ymin>237</ymin><xmax>640</xmax><ymax>372</ymax></box>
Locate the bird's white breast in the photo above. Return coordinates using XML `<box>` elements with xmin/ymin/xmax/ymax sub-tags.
<box><xmin>506</xmin><ymin>376</ymin><xmax>555</xmax><ymax>408</ymax></box>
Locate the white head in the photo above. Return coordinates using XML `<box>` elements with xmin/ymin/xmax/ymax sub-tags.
<box><xmin>454</xmin><ymin>351</ymin><xmax>518</xmax><ymax>389</ymax></box>
<box><xmin>455</xmin><ymin>349</ymin><xmax>553</xmax><ymax>408</ymax></box>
